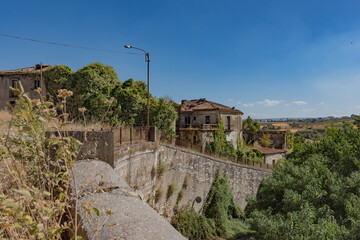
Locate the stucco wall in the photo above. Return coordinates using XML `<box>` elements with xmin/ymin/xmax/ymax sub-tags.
<box><xmin>0</xmin><ymin>74</ymin><xmax>46</xmax><ymax>109</ymax></box>
<box><xmin>264</xmin><ymin>152</ymin><xmax>286</xmax><ymax>165</ymax></box>
<box><xmin>114</xmin><ymin>142</ymin><xmax>272</xmax><ymax>218</ymax></box>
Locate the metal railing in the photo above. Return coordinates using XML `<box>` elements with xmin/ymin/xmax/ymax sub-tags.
<box><xmin>112</xmin><ymin>126</ymin><xmax>151</xmax><ymax>146</ymax></box>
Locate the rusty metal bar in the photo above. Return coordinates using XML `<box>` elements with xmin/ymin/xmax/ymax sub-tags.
<box><xmin>120</xmin><ymin>127</ymin><xmax>122</xmax><ymax>145</ymax></box>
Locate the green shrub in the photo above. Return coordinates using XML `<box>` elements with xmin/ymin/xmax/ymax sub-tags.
<box><xmin>155</xmin><ymin>188</ymin><xmax>163</xmax><ymax>203</ymax></box>
<box><xmin>260</xmin><ymin>133</ymin><xmax>273</xmax><ymax>148</ymax></box>
<box><xmin>172</xmin><ymin>167</ymin><xmax>253</xmax><ymax>239</ymax></box>
<box><xmin>246</xmin><ymin>127</ymin><xmax>360</xmax><ymax>239</ymax></box>
<box><xmin>172</xmin><ymin>207</ymin><xmax>216</xmax><ymax>240</ymax></box>
<box><xmin>176</xmin><ymin>189</ymin><xmax>185</xmax><ymax>204</ymax></box>
<box><xmin>157</xmin><ymin>161</ymin><xmax>168</xmax><ymax>178</ymax></box>
<box><xmin>166</xmin><ymin>184</ymin><xmax>176</xmax><ymax>201</ymax></box>
<box><xmin>245</xmin><ymin>149</ymin><xmax>263</xmax><ymax>163</ymax></box>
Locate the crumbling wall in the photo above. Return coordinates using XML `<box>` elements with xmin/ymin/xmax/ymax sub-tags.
<box><xmin>243</xmin><ymin>130</ymin><xmax>286</xmax><ymax>149</ymax></box>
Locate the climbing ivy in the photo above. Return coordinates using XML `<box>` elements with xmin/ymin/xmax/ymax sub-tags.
<box><xmin>172</xmin><ymin>167</ymin><xmax>254</xmax><ymax>239</ymax></box>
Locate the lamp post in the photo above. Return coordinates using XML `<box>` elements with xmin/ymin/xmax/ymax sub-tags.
<box><xmin>124</xmin><ymin>45</ymin><xmax>150</xmax><ymax>127</ymax></box>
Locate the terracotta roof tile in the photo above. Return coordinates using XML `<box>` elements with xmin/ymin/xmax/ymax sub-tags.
<box><xmin>180</xmin><ymin>98</ymin><xmax>243</xmax><ymax>114</ymax></box>
<box><xmin>0</xmin><ymin>64</ymin><xmax>51</xmax><ymax>75</ymax></box>
<box><xmin>258</xmin><ymin>147</ymin><xmax>288</xmax><ymax>155</ymax></box>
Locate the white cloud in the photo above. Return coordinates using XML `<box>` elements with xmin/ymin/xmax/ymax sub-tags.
<box><xmin>355</xmin><ymin>105</ymin><xmax>360</xmax><ymax>109</ymax></box>
<box><xmin>301</xmin><ymin>108</ymin><xmax>315</xmax><ymax>112</ymax></box>
<box><xmin>242</xmin><ymin>103</ymin><xmax>254</xmax><ymax>107</ymax></box>
<box><xmin>236</xmin><ymin>101</ymin><xmax>242</xmax><ymax>105</ymax></box>
<box><xmin>227</xmin><ymin>98</ymin><xmax>233</xmax><ymax>102</ymax></box>
<box><xmin>320</xmin><ymin>102</ymin><xmax>325</xmax><ymax>105</ymax></box>
<box><xmin>292</xmin><ymin>101</ymin><xmax>307</xmax><ymax>106</ymax></box>
<box><xmin>257</xmin><ymin>99</ymin><xmax>282</xmax><ymax>107</ymax></box>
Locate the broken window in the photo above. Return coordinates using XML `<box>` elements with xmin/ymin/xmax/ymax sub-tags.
<box><xmin>205</xmin><ymin>116</ymin><xmax>210</xmax><ymax>124</ymax></box>
<box><xmin>185</xmin><ymin>116</ymin><xmax>190</xmax><ymax>126</ymax></box>
<box><xmin>10</xmin><ymin>79</ymin><xmax>18</xmax><ymax>97</ymax></box>
<box><xmin>34</xmin><ymin>79</ymin><xmax>41</xmax><ymax>89</ymax></box>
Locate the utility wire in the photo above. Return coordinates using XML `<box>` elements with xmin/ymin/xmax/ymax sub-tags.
<box><xmin>0</xmin><ymin>33</ymin><xmax>142</xmax><ymax>55</ymax></box>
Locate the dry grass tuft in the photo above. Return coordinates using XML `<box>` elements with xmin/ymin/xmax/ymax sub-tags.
<box><xmin>0</xmin><ymin>109</ymin><xmax>12</xmax><ymax>121</ymax></box>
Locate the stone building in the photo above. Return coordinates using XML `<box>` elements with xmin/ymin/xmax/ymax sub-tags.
<box><xmin>258</xmin><ymin>147</ymin><xmax>287</xmax><ymax>165</ymax></box>
<box><xmin>177</xmin><ymin>98</ymin><xmax>243</xmax><ymax>150</ymax></box>
<box><xmin>0</xmin><ymin>64</ymin><xmax>51</xmax><ymax>109</ymax></box>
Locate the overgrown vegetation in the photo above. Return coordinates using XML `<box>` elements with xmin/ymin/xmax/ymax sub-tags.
<box><xmin>157</xmin><ymin>161</ymin><xmax>168</xmax><ymax>178</ymax></box>
<box><xmin>172</xmin><ymin>167</ymin><xmax>254</xmax><ymax>240</ymax></box>
<box><xmin>243</xmin><ymin>116</ymin><xmax>260</xmax><ymax>144</ymax></box>
<box><xmin>0</xmin><ymin>84</ymin><xmax>80</xmax><ymax>239</ymax></box>
<box><xmin>211</xmin><ymin>116</ymin><xmax>237</xmax><ymax>157</ymax></box>
<box><xmin>260</xmin><ymin>133</ymin><xmax>273</xmax><ymax>148</ymax></box>
<box><xmin>155</xmin><ymin>187</ymin><xmax>163</xmax><ymax>204</ymax></box>
<box><xmin>166</xmin><ymin>184</ymin><xmax>176</xmax><ymax>201</ymax></box>
<box><xmin>44</xmin><ymin>63</ymin><xmax>177</xmax><ymax>135</ymax></box>
<box><xmin>245</xmin><ymin>126</ymin><xmax>360</xmax><ymax>239</ymax></box>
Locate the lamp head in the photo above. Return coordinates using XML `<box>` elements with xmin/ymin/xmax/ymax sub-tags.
<box><xmin>124</xmin><ymin>45</ymin><xmax>132</xmax><ymax>49</ymax></box>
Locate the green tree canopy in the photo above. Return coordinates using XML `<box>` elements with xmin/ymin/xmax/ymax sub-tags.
<box><xmin>245</xmin><ymin>127</ymin><xmax>360</xmax><ymax>239</ymax></box>
<box><xmin>43</xmin><ymin>65</ymin><xmax>74</xmax><ymax>99</ymax></box>
<box><xmin>43</xmin><ymin>63</ymin><xmax>178</xmax><ymax>133</ymax></box>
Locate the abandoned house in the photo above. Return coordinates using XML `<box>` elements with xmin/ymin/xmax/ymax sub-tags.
<box><xmin>0</xmin><ymin>64</ymin><xmax>51</xmax><ymax>109</ymax></box>
<box><xmin>177</xmin><ymin>98</ymin><xmax>243</xmax><ymax>150</ymax></box>
<box><xmin>257</xmin><ymin>147</ymin><xmax>287</xmax><ymax>165</ymax></box>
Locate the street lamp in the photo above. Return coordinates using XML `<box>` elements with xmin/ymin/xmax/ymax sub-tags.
<box><xmin>124</xmin><ymin>44</ymin><xmax>150</xmax><ymax>127</ymax></box>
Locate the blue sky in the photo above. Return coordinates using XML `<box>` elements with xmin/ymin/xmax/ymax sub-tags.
<box><xmin>1</xmin><ymin>0</ymin><xmax>360</xmax><ymax>118</ymax></box>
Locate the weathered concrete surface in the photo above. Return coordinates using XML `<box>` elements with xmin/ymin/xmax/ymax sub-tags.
<box><xmin>47</xmin><ymin>131</ymin><xmax>115</xmax><ymax>166</ymax></box>
<box><xmin>71</xmin><ymin>160</ymin><xmax>185</xmax><ymax>240</ymax></box>
<box><xmin>70</xmin><ymin>160</ymin><xmax>131</xmax><ymax>196</ymax></box>
<box><xmin>114</xmin><ymin>143</ymin><xmax>272</xmax><ymax>218</ymax></box>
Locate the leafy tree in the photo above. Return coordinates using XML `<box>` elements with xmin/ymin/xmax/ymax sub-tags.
<box><xmin>245</xmin><ymin>127</ymin><xmax>360</xmax><ymax>239</ymax></box>
<box><xmin>244</xmin><ymin>116</ymin><xmax>260</xmax><ymax>132</ymax></box>
<box><xmin>244</xmin><ymin>116</ymin><xmax>260</xmax><ymax>144</ymax></box>
<box><xmin>203</xmin><ymin>167</ymin><xmax>254</xmax><ymax>237</ymax></box>
<box><xmin>43</xmin><ymin>65</ymin><xmax>74</xmax><ymax>101</ymax></box>
<box><xmin>260</xmin><ymin>133</ymin><xmax>273</xmax><ymax>148</ymax></box>
<box><xmin>286</xmin><ymin>130</ymin><xmax>294</xmax><ymax>151</ymax></box>
<box><xmin>353</xmin><ymin>115</ymin><xmax>360</xmax><ymax>128</ymax></box>
<box><xmin>150</xmin><ymin>98</ymin><xmax>178</xmax><ymax>136</ymax></box>
<box><xmin>67</xmin><ymin>63</ymin><xmax>119</xmax><ymax>120</ymax></box>
<box><xmin>244</xmin><ymin>149</ymin><xmax>264</xmax><ymax>163</ymax></box>
<box><xmin>214</xmin><ymin>116</ymin><xmax>227</xmax><ymax>153</ymax></box>
<box><xmin>111</xmin><ymin>82</ymin><xmax>146</xmax><ymax>126</ymax></box>
<box><xmin>43</xmin><ymin>63</ymin><xmax>178</xmax><ymax>134</ymax></box>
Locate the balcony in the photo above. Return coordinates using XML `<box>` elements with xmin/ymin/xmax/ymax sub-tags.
<box><xmin>179</xmin><ymin>124</ymin><xmax>235</xmax><ymax>131</ymax></box>
<box><xmin>201</xmin><ymin>124</ymin><xmax>218</xmax><ymax>130</ymax></box>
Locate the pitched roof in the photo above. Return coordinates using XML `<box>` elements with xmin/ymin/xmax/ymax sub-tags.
<box><xmin>257</xmin><ymin>147</ymin><xmax>288</xmax><ymax>155</ymax></box>
<box><xmin>0</xmin><ymin>64</ymin><xmax>51</xmax><ymax>75</ymax></box>
<box><xmin>180</xmin><ymin>98</ymin><xmax>243</xmax><ymax>114</ymax></box>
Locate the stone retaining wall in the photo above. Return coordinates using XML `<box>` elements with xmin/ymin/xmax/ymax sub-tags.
<box><xmin>114</xmin><ymin>142</ymin><xmax>272</xmax><ymax>217</ymax></box>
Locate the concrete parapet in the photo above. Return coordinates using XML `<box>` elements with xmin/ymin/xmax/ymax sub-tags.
<box><xmin>70</xmin><ymin>160</ymin><xmax>185</xmax><ymax>240</ymax></box>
